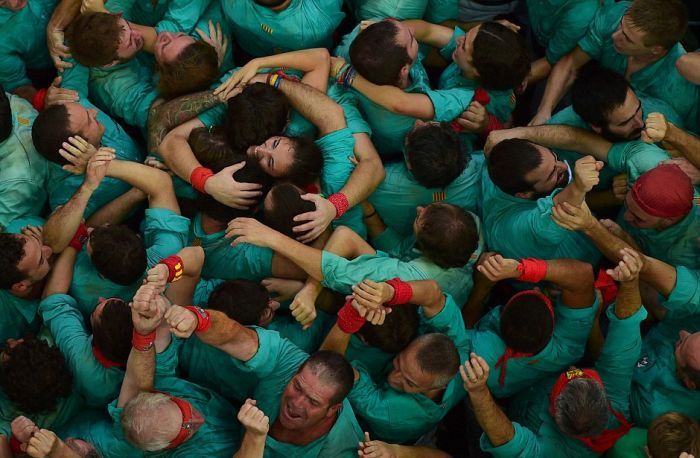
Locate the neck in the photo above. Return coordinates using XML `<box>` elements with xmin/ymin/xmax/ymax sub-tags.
<box><xmin>11</xmin><ymin>281</ymin><xmax>43</xmax><ymax>300</ymax></box>
<box><xmin>269</xmin><ymin>0</ymin><xmax>292</xmax><ymax>12</ymax></box>
<box><xmin>628</xmin><ymin>50</ymin><xmax>666</xmax><ymax>67</ymax></box>
<box><xmin>269</xmin><ymin>412</ymin><xmax>337</xmax><ymax>445</ymax></box>
<box><xmin>200</xmin><ymin>213</ymin><xmax>226</xmax><ymax>235</ymax></box>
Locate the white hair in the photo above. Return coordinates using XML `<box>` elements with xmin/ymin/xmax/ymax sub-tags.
<box><xmin>120</xmin><ymin>392</ymin><xmax>175</xmax><ymax>451</ymax></box>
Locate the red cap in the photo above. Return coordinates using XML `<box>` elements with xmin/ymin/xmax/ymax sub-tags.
<box><xmin>630</xmin><ymin>164</ymin><xmax>693</xmax><ymax>218</ymax></box>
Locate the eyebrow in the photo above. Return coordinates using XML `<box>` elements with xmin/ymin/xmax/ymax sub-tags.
<box><xmin>620</xmin><ymin>17</ymin><xmax>633</xmax><ymax>43</ymax></box>
<box><xmin>618</xmin><ymin>100</ymin><xmax>642</xmax><ymax>126</ymax></box>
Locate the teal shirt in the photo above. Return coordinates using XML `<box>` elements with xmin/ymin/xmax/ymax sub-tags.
<box><xmin>344</xmin><ymin>335</ymin><xmax>395</xmax><ymax>382</ymax></box>
<box><xmin>424</xmin><ymin>0</ymin><xmax>457</xmax><ymax>23</ymax></box>
<box><xmin>190</xmin><ymin>213</ymin><xmax>274</xmax><ymax>281</ymax></box>
<box><xmin>480</xmin><ymin>166</ymin><xmax>601</xmax><ymax>264</ymax></box>
<box><xmin>605</xmin><ymin>141</ymin><xmax>670</xmax><ymax>183</ymax></box>
<box><xmin>348</xmin><ymin>294</ymin><xmax>472</xmax><ymax>443</ymax></box>
<box><xmin>223</xmin><ymin>0</ymin><xmax>344</xmax><ymax>57</ymax></box>
<box><xmin>474</xmin><ymin>293</ymin><xmax>600</xmax><ymax>399</ymax></box>
<box><xmin>482</xmin><ymin>305</ymin><xmax>647</xmax><ymax>457</ymax></box>
<box><xmin>351</xmin><ymin>0</ymin><xmax>428</xmax><ymax>21</ymax></box>
<box><xmin>107</xmin><ymin>0</ymin><xmax>212</xmax><ymax>33</ymax></box>
<box><xmin>619</xmin><ymin>204</ymin><xmax>700</xmax><ymax>270</ymax></box>
<box><xmin>69</xmin><ymin>208</ymin><xmax>190</xmax><ymax>317</ymax></box>
<box><xmin>0</xmin><ymin>93</ymin><xmax>49</xmax><ymax>227</ymax></box>
<box><xmin>0</xmin><ymin>0</ymin><xmax>58</xmax><ymax>91</ymax></box>
<box><xmin>578</xmin><ymin>1</ymin><xmax>700</xmax><ymax>134</ymax></box>
<box><xmin>39</xmin><ymin>294</ymin><xmax>124</xmax><ymax>407</ymax></box>
<box><xmin>527</xmin><ymin>0</ymin><xmax>602</xmax><ymax>64</ymax></box>
<box><xmin>647</xmin><ymin>266</ymin><xmax>700</xmax><ymax>342</ymax></box>
<box><xmin>369</xmin><ymin>154</ymin><xmax>484</xmax><ymax>236</ymax></box>
<box><xmin>48</xmin><ymin>59</ymin><xmax>144</xmax><ymax>217</ymax></box>
<box><xmin>237</xmin><ymin>327</ymin><xmax>364</xmax><ymax>457</ymax></box>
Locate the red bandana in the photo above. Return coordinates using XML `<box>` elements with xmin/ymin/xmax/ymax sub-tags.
<box><xmin>92</xmin><ymin>344</ymin><xmax>125</xmax><ymax>369</ymax></box>
<box><xmin>549</xmin><ymin>368</ymin><xmax>632</xmax><ymax>453</ymax></box>
<box><xmin>495</xmin><ymin>290</ymin><xmax>554</xmax><ymax>386</ymax></box>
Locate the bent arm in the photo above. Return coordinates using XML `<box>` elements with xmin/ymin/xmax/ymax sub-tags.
<box><xmin>340</xmin><ymin>133</ymin><xmax>385</xmax><ymax>207</ymax></box>
<box><xmin>105</xmin><ymin>160</ymin><xmax>179</xmax><ymax>213</ymax></box>
<box><xmin>664</xmin><ymin>123</ymin><xmax>700</xmax><ymax>169</ymax></box>
<box><xmin>195</xmin><ymin>310</ymin><xmax>260</xmax><ymax>362</ymax></box>
<box><xmin>535</xmin><ymin>46</ymin><xmax>590</xmax><ymax>121</ymax></box>
<box><xmin>158</xmin><ymin>117</ymin><xmax>206</xmax><ymax>183</ymax></box>
<box><xmin>43</xmin><ymin>184</ymin><xmax>95</xmax><ymax>253</ymax></box>
<box><xmin>542</xmin><ymin>259</ymin><xmax>595</xmax><ymax>308</ymax></box>
<box><xmin>404</xmin><ymin>20</ymin><xmax>453</xmax><ymax>48</ymax></box>
<box><xmin>350</xmin><ymin>75</ymin><xmax>436</xmax><ymax>119</ymax></box>
<box><xmin>276</xmin><ymin>79</ymin><xmax>346</xmax><ymax>136</ymax></box>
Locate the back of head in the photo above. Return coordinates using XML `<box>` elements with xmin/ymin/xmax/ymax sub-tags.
<box><xmin>357</xmin><ymin>304</ymin><xmax>419</xmax><ymax>353</ymax></box>
<box><xmin>406</xmin><ymin>122</ymin><xmax>467</xmax><ymax>188</ymax></box>
<box><xmin>487</xmin><ymin>138</ymin><xmax>542</xmax><ymax>195</ymax></box>
<box><xmin>90</xmin><ymin>225</ymin><xmax>147</xmax><ymax>285</ymax></box>
<box><xmin>0</xmin><ymin>87</ymin><xmax>11</xmax><ymax>143</ymax></box>
<box><xmin>224</xmin><ymin>83</ymin><xmax>290</xmax><ymax>152</ymax></box>
<box><xmin>92</xmin><ymin>298</ymin><xmax>133</xmax><ymax>365</ymax></box>
<box><xmin>0</xmin><ymin>233</ymin><xmax>27</xmax><ymax>289</ymax></box>
<box><xmin>414</xmin><ymin>333</ymin><xmax>460</xmax><ymax>388</ymax></box>
<box><xmin>416</xmin><ymin>204</ymin><xmax>478</xmax><ymax>268</ymax></box>
<box><xmin>121</xmin><ymin>392</ymin><xmax>173</xmax><ymax>451</ymax></box>
<box><xmin>302</xmin><ymin>351</ymin><xmax>355</xmax><ymax>405</ymax></box>
<box><xmin>158</xmin><ymin>41</ymin><xmax>219</xmax><ymax>100</ymax></box>
<box><xmin>349</xmin><ymin>20</ymin><xmax>410</xmax><ymax>86</ymax></box>
<box><xmin>500</xmin><ymin>291</ymin><xmax>554</xmax><ymax>354</ymax></box>
<box><xmin>648</xmin><ymin>412</ymin><xmax>700</xmax><ymax>458</ymax></box>
<box><xmin>0</xmin><ymin>336</ymin><xmax>73</xmax><ymax>413</ymax></box>
<box><xmin>572</xmin><ymin>62</ymin><xmax>630</xmax><ymax>128</ymax></box>
<box><xmin>65</xmin><ymin>13</ymin><xmax>122</xmax><ymax>67</ymax></box>
<box><xmin>207</xmin><ymin>279</ymin><xmax>270</xmax><ymax>325</ymax></box>
<box><xmin>32</xmin><ymin>105</ymin><xmax>72</xmax><ymax>164</ymax></box>
<box><xmin>628</xmin><ymin>0</ymin><xmax>688</xmax><ymax>49</ymax></box>
<box><xmin>285</xmin><ymin>135</ymin><xmax>323</xmax><ymax>187</ymax></box>
<box><xmin>264</xmin><ymin>183</ymin><xmax>315</xmax><ymax>239</ymax></box>
<box><xmin>554</xmin><ymin>378</ymin><xmax>609</xmax><ymax>437</ymax></box>
<box><xmin>473</xmin><ymin>22</ymin><xmax>531</xmax><ymax>90</ymax></box>
<box><xmin>631</xmin><ymin>164</ymin><xmax>694</xmax><ymax>219</ymax></box>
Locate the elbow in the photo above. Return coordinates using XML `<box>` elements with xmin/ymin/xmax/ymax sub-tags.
<box><xmin>574</xmin><ymin>261</ymin><xmax>595</xmax><ymax>292</ymax></box>
<box><xmin>425</xmin><ymin>280</ymin><xmax>443</xmax><ymax>306</ymax></box>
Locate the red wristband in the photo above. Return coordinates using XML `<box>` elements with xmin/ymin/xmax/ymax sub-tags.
<box><xmin>190</xmin><ymin>166</ymin><xmax>214</xmax><ymax>194</ymax></box>
<box><xmin>337</xmin><ymin>299</ymin><xmax>366</xmax><ymax>334</ymax></box>
<box><xmin>482</xmin><ymin>115</ymin><xmax>504</xmax><ymax>138</ymax></box>
<box><xmin>31</xmin><ymin>88</ymin><xmax>47</xmax><ymax>112</ymax></box>
<box><xmin>69</xmin><ymin>223</ymin><xmax>89</xmax><ymax>251</ymax></box>
<box><xmin>184</xmin><ymin>305</ymin><xmax>212</xmax><ymax>333</ymax></box>
<box><xmin>159</xmin><ymin>255</ymin><xmax>184</xmax><ymax>283</ymax></box>
<box><xmin>328</xmin><ymin>193</ymin><xmax>349</xmax><ymax>219</ymax></box>
<box><xmin>517</xmin><ymin>258</ymin><xmax>548</xmax><ymax>283</ymax></box>
<box><xmin>385</xmin><ymin>278</ymin><xmax>413</xmax><ymax>306</ymax></box>
<box><xmin>9</xmin><ymin>434</ymin><xmax>22</xmax><ymax>454</ymax></box>
<box><xmin>473</xmin><ymin>87</ymin><xmax>491</xmax><ymax>106</ymax></box>
<box><xmin>132</xmin><ymin>329</ymin><xmax>156</xmax><ymax>351</ymax></box>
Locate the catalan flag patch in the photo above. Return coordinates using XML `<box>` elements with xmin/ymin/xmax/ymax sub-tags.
<box><xmin>261</xmin><ymin>23</ymin><xmax>273</xmax><ymax>34</ymax></box>
<box><xmin>432</xmin><ymin>191</ymin><xmax>446</xmax><ymax>202</ymax></box>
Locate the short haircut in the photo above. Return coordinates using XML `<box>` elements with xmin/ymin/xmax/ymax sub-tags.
<box><xmin>0</xmin><ymin>336</ymin><xmax>73</xmax><ymax>413</ymax></box>
<box><xmin>32</xmin><ymin>105</ymin><xmax>72</xmax><ymax>165</ymax></box>
<box><xmin>554</xmin><ymin>378</ymin><xmax>609</xmax><ymax>437</ymax></box>
<box><xmin>349</xmin><ymin>20</ymin><xmax>411</xmax><ymax>86</ymax></box>
<box><xmin>285</xmin><ymin>136</ymin><xmax>323</xmax><ymax>187</ymax></box>
<box><xmin>121</xmin><ymin>392</ymin><xmax>173</xmax><ymax>451</ymax></box>
<box><xmin>358</xmin><ymin>304</ymin><xmax>419</xmax><ymax>354</ymax></box>
<box><xmin>572</xmin><ymin>62</ymin><xmax>630</xmax><ymax>128</ymax></box>
<box><xmin>500</xmin><ymin>292</ymin><xmax>554</xmax><ymax>354</ymax></box>
<box><xmin>0</xmin><ymin>87</ymin><xmax>11</xmax><ymax>143</ymax></box>
<box><xmin>89</xmin><ymin>225</ymin><xmax>147</xmax><ymax>285</ymax></box>
<box><xmin>414</xmin><ymin>333</ymin><xmax>460</xmax><ymax>388</ymax></box>
<box><xmin>416</xmin><ymin>204</ymin><xmax>479</xmax><ymax>268</ymax></box>
<box><xmin>487</xmin><ymin>138</ymin><xmax>543</xmax><ymax>195</ymax></box>
<box><xmin>406</xmin><ymin>122</ymin><xmax>467</xmax><ymax>188</ymax></box>
<box><xmin>0</xmin><ymin>233</ymin><xmax>27</xmax><ymax>289</ymax></box>
<box><xmin>299</xmin><ymin>351</ymin><xmax>354</xmax><ymax>405</ymax></box>
<box><xmin>92</xmin><ymin>298</ymin><xmax>133</xmax><ymax>365</ymax></box>
<box><xmin>472</xmin><ymin>22</ymin><xmax>531</xmax><ymax>90</ymax></box>
<box><xmin>65</xmin><ymin>13</ymin><xmax>122</xmax><ymax>67</ymax></box>
<box><xmin>158</xmin><ymin>41</ymin><xmax>219</xmax><ymax>100</ymax></box>
<box><xmin>627</xmin><ymin>0</ymin><xmax>688</xmax><ymax>49</ymax></box>
<box><xmin>264</xmin><ymin>183</ymin><xmax>315</xmax><ymax>239</ymax></box>
<box><xmin>647</xmin><ymin>412</ymin><xmax>700</xmax><ymax>458</ymax></box>
<box><xmin>224</xmin><ymin>83</ymin><xmax>290</xmax><ymax>153</ymax></box>
<box><xmin>207</xmin><ymin>280</ymin><xmax>270</xmax><ymax>325</ymax></box>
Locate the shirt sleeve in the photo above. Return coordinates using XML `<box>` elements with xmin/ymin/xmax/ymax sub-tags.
<box><xmin>605</xmin><ymin>141</ymin><xmax>669</xmax><ymax>181</ymax></box>
<box><xmin>0</xmin><ymin>45</ymin><xmax>30</xmax><ymax>92</ymax></box>
<box><xmin>577</xmin><ymin>3</ymin><xmax>613</xmax><ymax>59</ymax></box>
<box><xmin>317</xmin><ymin>127</ymin><xmax>356</xmax><ymax>196</ymax></box>
<box><xmin>155</xmin><ymin>0</ymin><xmax>213</xmax><ymax>33</ymax></box>
<box><xmin>479</xmin><ymin>421</ymin><xmax>542</xmax><ymax>457</ymax></box>
<box><xmin>142</xmin><ymin>208</ymin><xmax>190</xmax><ymax>268</ymax></box>
<box><xmin>419</xmin><ymin>294</ymin><xmax>472</xmax><ymax>352</ymax></box>
<box><xmin>59</xmin><ymin>58</ymin><xmax>91</xmax><ymax>100</ymax></box>
<box><xmin>425</xmin><ymin>87</ymin><xmax>474</xmax><ymax>122</ymax></box>
<box><xmin>439</xmin><ymin>27</ymin><xmax>465</xmax><ymax>61</ymax></box>
<box><xmin>243</xmin><ymin>327</ymin><xmax>308</xmax><ymax>380</ymax></box>
<box><xmin>545</xmin><ymin>2</ymin><xmax>599</xmax><ymax>65</ymax></box>
<box><xmin>661</xmin><ymin>266</ymin><xmax>700</xmax><ymax>320</ymax></box>
<box><xmin>370</xmin><ymin>229</ymin><xmax>417</xmax><ymax>260</ymax></box>
<box><xmin>0</xmin><ymin>180</ymin><xmax>45</xmax><ymax>229</ymax></box>
<box><xmin>321</xmin><ymin>251</ymin><xmax>424</xmax><ymax>294</ymax></box>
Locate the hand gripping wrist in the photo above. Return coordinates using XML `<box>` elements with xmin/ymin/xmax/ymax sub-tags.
<box><xmin>69</xmin><ymin>223</ymin><xmax>89</xmax><ymax>251</ymax></box>
<box><xmin>158</xmin><ymin>255</ymin><xmax>184</xmax><ymax>283</ymax></box>
<box><xmin>184</xmin><ymin>306</ymin><xmax>212</xmax><ymax>333</ymax></box>
<box><xmin>132</xmin><ymin>329</ymin><xmax>156</xmax><ymax>351</ymax></box>
<box><xmin>327</xmin><ymin>193</ymin><xmax>349</xmax><ymax>219</ymax></box>
<box><xmin>516</xmin><ymin>258</ymin><xmax>548</xmax><ymax>283</ymax></box>
<box><xmin>190</xmin><ymin>166</ymin><xmax>214</xmax><ymax>194</ymax></box>
<box><xmin>337</xmin><ymin>299</ymin><xmax>366</xmax><ymax>334</ymax></box>
<box><xmin>385</xmin><ymin>278</ymin><xmax>413</xmax><ymax>306</ymax></box>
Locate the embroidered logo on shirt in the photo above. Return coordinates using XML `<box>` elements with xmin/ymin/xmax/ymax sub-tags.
<box><xmin>694</xmin><ymin>196</ymin><xmax>700</xmax><ymax>207</ymax></box>
<box><xmin>432</xmin><ymin>191</ymin><xmax>446</xmax><ymax>202</ymax></box>
<box><xmin>17</xmin><ymin>117</ymin><xmax>29</xmax><ymax>126</ymax></box>
<box><xmin>636</xmin><ymin>355</ymin><xmax>654</xmax><ymax>368</ymax></box>
<box><xmin>261</xmin><ymin>24</ymin><xmax>273</xmax><ymax>34</ymax></box>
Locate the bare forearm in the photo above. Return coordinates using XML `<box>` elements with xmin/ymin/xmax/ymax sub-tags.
<box><xmin>106</xmin><ymin>160</ymin><xmax>178</xmax><ymax>211</ymax></box>
<box><xmin>469</xmin><ymin>389</ymin><xmax>515</xmax><ymax>447</ymax></box>
<box><xmin>665</xmin><ymin>123</ymin><xmax>700</xmax><ymax>169</ymax></box>
<box><xmin>614</xmin><ymin>279</ymin><xmax>642</xmax><ymax>319</ymax></box>
<box><xmin>42</xmin><ymin>247</ymin><xmax>77</xmax><ymax>297</ymax></box>
<box><xmin>516</xmin><ymin>125</ymin><xmax>611</xmax><ymax>160</ymax></box>
<box><xmin>403</xmin><ymin>20</ymin><xmax>452</xmax><ymax>48</ymax></box>
<box><xmin>553</xmin><ymin>181</ymin><xmax>586</xmax><ymax>207</ymax></box>
<box><xmin>537</xmin><ymin>53</ymin><xmax>577</xmax><ymax>116</ymax></box>
<box><xmin>391</xmin><ymin>444</ymin><xmax>452</xmax><ymax>458</ymax></box>
<box><xmin>267</xmin><ymin>232</ymin><xmax>324</xmax><ymax>281</ymax></box>
<box><xmin>197</xmin><ymin>310</ymin><xmax>260</xmax><ymax>361</ymax></box>
<box><xmin>340</xmin><ymin>133</ymin><xmax>384</xmax><ymax>206</ymax></box>
<box><xmin>352</xmin><ymin>76</ymin><xmax>435</xmax><ymax>119</ymax></box>
<box><xmin>256</xmin><ymin>48</ymin><xmax>330</xmax><ymax>91</ymax></box>
<box><xmin>44</xmin><ymin>185</ymin><xmax>93</xmax><ymax>252</ymax></box>
<box><xmin>407</xmin><ymin>280</ymin><xmax>445</xmax><ymax>317</ymax></box>
<box><xmin>463</xmin><ymin>277</ymin><xmax>494</xmax><ymax>328</ymax></box>
<box><xmin>362</xmin><ymin>202</ymin><xmax>387</xmax><ymax>238</ymax></box>
<box><xmin>118</xmin><ymin>347</ymin><xmax>155</xmax><ymax>407</ymax></box>
<box><xmin>233</xmin><ymin>433</ymin><xmax>266</xmax><ymax>458</ymax></box>
<box><xmin>640</xmin><ymin>256</ymin><xmax>676</xmax><ymax>298</ymax></box>
<box><xmin>48</xmin><ymin>0</ymin><xmax>81</xmax><ymax>31</ymax></box>
<box><xmin>276</xmin><ymin>79</ymin><xmax>344</xmax><ymax>135</ymax></box>
<box><xmin>583</xmin><ymin>221</ymin><xmax>632</xmax><ymax>263</ymax></box>
<box><xmin>528</xmin><ymin>58</ymin><xmax>552</xmax><ymax>84</ymax></box>
<box><xmin>86</xmin><ymin>187</ymin><xmax>147</xmax><ymax>227</ymax></box>
<box><xmin>320</xmin><ymin>323</ymin><xmax>352</xmax><ymax>355</ymax></box>
<box><xmin>159</xmin><ymin>128</ymin><xmax>203</xmax><ymax>183</ymax></box>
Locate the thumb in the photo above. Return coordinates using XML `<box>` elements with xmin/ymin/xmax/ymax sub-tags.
<box><xmin>299</xmin><ymin>193</ymin><xmax>320</xmax><ymax>203</ymax></box>
<box><xmin>222</xmin><ymin>161</ymin><xmax>246</xmax><ymax>175</ymax></box>
<box><xmin>51</xmin><ymin>75</ymin><xmax>62</xmax><ymax>87</ymax></box>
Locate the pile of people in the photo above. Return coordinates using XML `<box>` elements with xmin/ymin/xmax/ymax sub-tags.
<box><xmin>0</xmin><ymin>0</ymin><xmax>699</xmax><ymax>456</ymax></box>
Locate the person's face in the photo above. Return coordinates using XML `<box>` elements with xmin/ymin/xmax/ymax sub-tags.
<box><xmin>15</xmin><ymin>234</ymin><xmax>52</xmax><ymax>287</ymax></box>
<box><xmin>453</xmin><ymin>25</ymin><xmax>481</xmax><ymax>75</ymax></box>
<box><xmin>65</xmin><ymin>102</ymin><xmax>105</xmax><ymax>146</ymax></box>
<box><xmin>522</xmin><ymin>145</ymin><xmax>570</xmax><ymax>196</ymax></box>
<box><xmin>387</xmin><ymin>341</ymin><xmax>440</xmax><ymax>394</ymax></box>
<box><xmin>115</xmin><ymin>18</ymin><xmax>144</xmax><ymax>62</ymax></box>
<box><xmin>0</xmin><ymin>338</ymin><xmax>24</xmax><ymax>364</ymax></box>
<box><xmin>599</xmin><ymin>88</ymin><xmax>644</xmax><ymax>141</ymax></box>
<box><xmin>278</xmin><ymin>366</ymin><xmax>339</xmax><ymax>430</ymax></box>
<box><xmin>675</xmin><ymin>330</ymin><xmax>700</xmax><ymax>389</ymax></box>
<box><xmin>622</xmin><ymin>192</ymin><xmax>666</xmax><ymax>229</ymax></box>
<box><xmin>258</xmin><ymin>299</ymin><xmax>280</xmax><ymax>327</ymax></box>
<box><xmin>611</xmin><ymin>15</ymin><xmax>653</xmax><ymax>56</ymax></box>
<box><xmin>0</xmin><ymin>0</ymin><xmax>27</xmax><ymax>11</ymax></box>
<box><xmin>154</xmin><ymin>32</ymin><xmax>195</xmax><ymax>65</ymax></box>
<box><xmin>247</xmin><ymin>136</ymin><xmax>295</xmax><ymax>178</ymax></box>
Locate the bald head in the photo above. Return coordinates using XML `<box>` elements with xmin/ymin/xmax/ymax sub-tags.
<box><xmin>676</xmin><ymin>331</ymin><xmax>700</xmax><ymax>390</ymax></box>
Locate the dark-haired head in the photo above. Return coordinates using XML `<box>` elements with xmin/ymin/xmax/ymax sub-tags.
<box><xmin>406</xmin><ymin>121</ymin><xmax>467</xmax><ymax>188</ymax></box>
<box><xmin>349</xmin><ymin>19</ymin><xmax>415</xmax><ymax>87</ymax></box>
<box><xmin>414</xmin><ymin>203</ymin><xmax>478</xmax><ymax>268</ymax></box>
